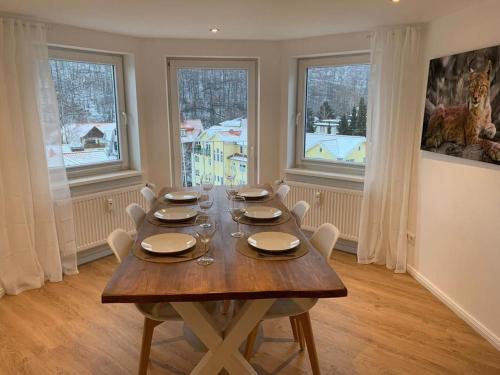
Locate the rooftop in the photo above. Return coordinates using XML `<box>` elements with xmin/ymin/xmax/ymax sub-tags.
<box><xmin>305</xmin><ymin>133</ymin><xmax>365</xmax><ymax>159</ymax></box>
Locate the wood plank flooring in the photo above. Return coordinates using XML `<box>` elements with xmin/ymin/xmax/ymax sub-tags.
<box><xmin>0</xmin><ymin>251</ymin><xmax>499</xmax><ymax>374</ymax></box>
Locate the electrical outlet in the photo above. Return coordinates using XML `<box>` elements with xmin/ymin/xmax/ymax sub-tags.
<box><xmin>406</xmin><ymin>231</ymin><xmax>416</xmax><ymax>246</ymax></box>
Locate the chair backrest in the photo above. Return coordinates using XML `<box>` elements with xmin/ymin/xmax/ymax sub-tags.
<box><xmin>107</xmin><ymin>229</ymin><xmax>133</xmax><ymax>263</ymax></box>
<box><xmin>141</xmin><ymin>186</ymin><xmax>157</xmax><ymax>208</ymax></box>
<box><xmin>276</xmin><ymin>184</ymin><xmax>290</xmax><ymax>202</ymax></box>
<box><xmin>291</xmin><ymin>200</ymin><xmax>310</xmax><ymax>227</ymax></box>
<box><xmin>126</xmin><ymin>203</ymin><xmax>146</xmax><ymax>230</ymax></box>
<box><xmin>310</xmin><ymin>223</ymin><xmax>340</xmax><ymax>262</ymax></box>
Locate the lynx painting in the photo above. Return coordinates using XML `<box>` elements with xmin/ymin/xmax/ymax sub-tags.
<box><xmin>421</xmin><ymin>45</ymin><xmax>500</xmax><ymax>165</ymax></box>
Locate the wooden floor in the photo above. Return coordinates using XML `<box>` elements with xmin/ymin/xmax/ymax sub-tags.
<box><xmin>1</xmin><ymin>251</ymin><xmax>499</xmax><ymax>375</ymax></box>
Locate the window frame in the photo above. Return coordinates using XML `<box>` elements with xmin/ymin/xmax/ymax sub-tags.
<box><xmin>295</xmin><ymin>53</ymin><xmax>370</xmax><ymax>175</ymax></box>
<box><xmin>167</xmin><ymin>58</ymin><xmax>258</xmax><ymax>187</ymax></box>
<box><xmin>48</xmin><ymin>47</ymin><xmax>129</xmax><ymax>178</ymax></box>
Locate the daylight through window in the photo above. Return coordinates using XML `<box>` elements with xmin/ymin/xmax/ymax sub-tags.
<box><xmin>49</xmin><ymin>49</ymin><xmax>126</xmax><ymax>172</ymax></box>
<box><xmin>298</xmin><ymin>55</ymin><xmax>370</xmax><ymax>166</ymax></box>
<box><xmin>170</xmin><ymin>63</ymin><xmax>252</xmax><ymax>187</ymax></box>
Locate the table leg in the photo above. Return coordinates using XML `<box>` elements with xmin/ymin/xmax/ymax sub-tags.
<box><xmin>172</xmin><ymin>299</ymin><xmax>275</xmax><ymax>375</ymax></box>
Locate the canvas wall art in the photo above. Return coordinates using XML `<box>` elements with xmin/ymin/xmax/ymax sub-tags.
<box><xmin>421</xmin><ymin>45</ymin><xmax>500</xmax><ymax>165</ymax></box>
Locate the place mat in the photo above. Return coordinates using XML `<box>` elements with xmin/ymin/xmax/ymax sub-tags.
<box><xmin>235</xmin><ymin>210</ymin><xmax>292</xmax><ymax>226</ymax></box>
<box><xmin>162</xmin><ymin>199</ymin><xmax>199</xmax><ymax>206</ymax></box>
<box><xmin>240</xmin><ymin>194</ymin><xmax>275</xmax><ymax>203</ymax></box>
<box><xmin>147</xmin><ymin>211</ymin><xmax>203</xmax><ymax>227</ymax></box>
<box><xmin>235</xmin><ymin>237</ymin><xmax>308</xmax><ymax>261</ymax></box>
<box><xmin>132</xmin><ymin>241</ymin><xmax>208</xmax><ymax>263</ymax></box>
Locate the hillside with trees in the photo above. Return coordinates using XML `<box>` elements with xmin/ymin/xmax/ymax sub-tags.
<box><xmin>305</xmin><ymin>64</ymin><xmax>370</xmax><ymax>136</ymax></box>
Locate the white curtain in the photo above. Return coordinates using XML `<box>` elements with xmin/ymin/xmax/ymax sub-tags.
<box><xmin>0</xmin><ymin>17</ymin><xmax>78</xmax><ymax>295</ymax></box>
<box><xmin>357</xmin><ymin>26</ymin><xmax>425</xmax><ymax>273</ymax></box>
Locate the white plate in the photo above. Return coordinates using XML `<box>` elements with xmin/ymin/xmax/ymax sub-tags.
<box><xmin>164</xmin><ymin>191</ymin><xmax>199</xmax><ymax>201</ymax></box>
<box><xmin>141</xmin><ymin>233</ymin><xmax>196</xmax><ymax>254</ymax></box>
<box><xmin>244</xmin><ymin>206</ymin><xmax>282</xmax><ymax>220</ymax></box>
<box><xmin>238</xmin><ymin>188</ymin><xmax>270</xmax><ymax>198</ymax></box>
<box><xmin>247</xmin><ymin>232</ymin><xmax>300</xmax><ymax>252</ymax></box>
<box><xmin>154</xmin><ymin>207</ymin><xmax>197</xmax><ymax>222</ymax></box>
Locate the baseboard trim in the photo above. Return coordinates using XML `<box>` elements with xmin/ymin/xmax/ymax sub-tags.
<box><xmin>407</xmin><ymin>265</ymin><xmax>500</xmax><ymax>351</ymax></box>
<box><xmin>77</xmin><ymin>245</ymin><xmax>113</xmax><ymax>266</ymax></box>
<box><xmin>334</xmin><ymin>238</ymin><xmax>358</xmax><ymax>254</ymax></box>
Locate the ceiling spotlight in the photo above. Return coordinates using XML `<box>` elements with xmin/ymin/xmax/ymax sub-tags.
<box><xmin>210</xmin><ymin>28</ymin><xmax>220</xmax><ymax>33</ymax></box>
<box><xmin>392</xmin><ymin>0</ymin><xmax>400</xmax><ymax>2</ymax></box>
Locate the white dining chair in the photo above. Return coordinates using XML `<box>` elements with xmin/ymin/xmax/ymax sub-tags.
<box><xmin>107</xmin><ymin>229</ymin><xmax>134</xmax><ymax>263</ymax></box>
<box><xmin>106</xmin><ymin>229</ymin><xmax>218</xmax><ymax>375</ymax></box>
<box><xmin>291</xmin><ymin>200</ymin><xmax>310</xmax><ymax>227</ymax></box>
<box><xmin>126</xmin><ymin>203</ymin><xmax>146</xmax><ymax>231</ymax></box>
<box><xmin>275</xmin><ymin>184</ymin><xmax>290</xmax><ymax>202</ymax></box>
<box><xmin>141</xmin><ymin>186</ymin><xmax>157</xmax><ymax>208</ymax></box>
<box><xmin>243</xmin><ymin>223</ymin><xmax>341</xmax><ymax>375</ymax></box>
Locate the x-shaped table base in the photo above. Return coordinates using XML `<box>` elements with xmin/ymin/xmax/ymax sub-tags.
<box><xmin>172</xmin><ymin>298</ymin><xmax>275</xmax><ymax>375</ymax></box>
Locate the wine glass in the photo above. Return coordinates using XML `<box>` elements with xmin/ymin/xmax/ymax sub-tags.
<box><xmin>230</xmin><ymin>196</ymin><xmax>246</xmax><ymax>238</ymax></box>
<box><xmin>225</xmin><ymin>183</ymin><xmax>238</xmax><ymax>200</ymax></box>
<box><xmin>194</xmin><ymin>215</ymin><xmax>218</xmax><ymax>266</ymax></box>
<box><xmin>198</xmin><ymin>192</ymin><xmax>214</xmax><ymax>214</ymax></box>
<box><xmin>225</xmin><ymin>164</ymin><xmax>237</xmax><ymax>185</ymax></box>
<box><xmin>201</xmin><ymin>174</ymin><xmax>214</xmax><ymax>192</ymax></box>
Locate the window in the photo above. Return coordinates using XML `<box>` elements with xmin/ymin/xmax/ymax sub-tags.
<box><xmin>296</xmin><ymin>54</ymin><xmax>370</xmax><ymax>170</ymax></box>
<box><xmin>168</xmin><ymin>59</ymin><xmax>257</xmax><ymax>187</ymax></box>
<box><xmin>49</xmin><ymin>48</ymin><xmax>127</xmax><ymax>175</ymax></box>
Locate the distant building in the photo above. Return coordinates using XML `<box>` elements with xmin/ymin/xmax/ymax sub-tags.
<box><xmin>61</xmin><ymin>123</ymin><xmax>119</xmax><ymax>166</ymax></box>
<box><xmin>305</xmin><ymin>133</ymin><xmax>366</xmax><ymax>163</ymax></box>
<box><xmin>81</xmin><ymin>126</ymin><xmax>106</xmax><ymax>148</ymax></box>
<box><xmin>228</xmin><ymin>153</ymin><xmax>248</xmax><ymax>185</ymax></box>
<box><xmin>313</xmin><ymin>118</ymin><xmax>339</xmax><ymax>135</ymax></box>
<box><xmin>180</xmin><ymin>119</ymin><xmax>203</xmax><ymax>142</ymax></box>
<box><xmin>189</xmin><ymin>118</ymin><xmax>248</xmax><ymax>186</ymax></box>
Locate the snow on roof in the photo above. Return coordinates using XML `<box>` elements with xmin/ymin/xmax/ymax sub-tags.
<box><xmin>220</xmin><ymin>118</ymin><xmax>247</xmax><ymax>128</ymax></box>
<box><xmin>199</xmin><ymin>118</ymin><xmax>248</xmax><ymax>143</ymax></box>
<box><xmin>228</xmin><ymin>153</ymin><xmax>247</xmax><ymax>162</ymax></box>
<box><xmin>305</xmin><ymin>134</ymin><xmax>365</xmax><ymax>160</ymax></box>
<box><xmin>181</xmin><ymin>119</ymin><xmax>203</xmax><ymax>142</ymax></box>
<box><xmin>67</xmin><ymin>123</ymin><xmax>117</xmax><ymax>145</ymax></box>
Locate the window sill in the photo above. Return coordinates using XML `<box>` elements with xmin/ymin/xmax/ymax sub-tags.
<box><xmin>69</xmin><ymin>170</ymin><xmax>143</xmax><ymax>188</ymax></box>
<box><xmin>69</xmin><ymin>170</ymin><xmax>144</xmax><ymax>196</ymax></box>
<box><xmin>284</xmin><ymin>168</ymin><xmax>364</xmax><ymax>184</ymax></box>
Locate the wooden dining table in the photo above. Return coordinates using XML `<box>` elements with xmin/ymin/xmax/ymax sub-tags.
<box><xmin>102</xmin><ymin>184</ymin><xmax>347</xmax><ymax>375</ymax></box>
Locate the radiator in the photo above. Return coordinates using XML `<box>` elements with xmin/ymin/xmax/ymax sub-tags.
<box><xmin>284</xmin><ymin>181</ymin><xmax>363</xmax><ymax>242</ymax></box>
<box><xmin>72</xmin><ymin>185</ymin><xmax>146</xmax><ymax>252</ymax></box>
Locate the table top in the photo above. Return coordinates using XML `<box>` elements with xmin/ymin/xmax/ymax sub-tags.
<box><xmin>102</xmin><ymin>185</ymin><xmax>347</xmax><ymax>303</ymax></box>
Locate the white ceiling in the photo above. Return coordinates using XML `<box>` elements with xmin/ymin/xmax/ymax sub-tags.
<box><xmin>0</xmin><ymin>0</ymin><xmax>477</xmax><ymax>40</ymax></box>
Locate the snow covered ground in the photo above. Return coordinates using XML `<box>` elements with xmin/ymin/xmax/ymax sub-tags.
<box><xmin>62</xmin><ymin>148</ymin><xmax>117</xmax><ymax>167</ymax></box>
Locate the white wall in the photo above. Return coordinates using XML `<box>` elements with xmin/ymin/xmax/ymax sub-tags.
<box><xmin>47</xmin><ymin>24</ymin><xmax>282</xmax><ymax>188</ymax></box>
<box><xmin>409</xmin><ymin>0</ymin><xmax>500</xmax><ymax>349</ymax></box>
<box><xmin>138</xmin><ymin>38</ymin><xmax>281</xmax><ymax>187</ymax></box>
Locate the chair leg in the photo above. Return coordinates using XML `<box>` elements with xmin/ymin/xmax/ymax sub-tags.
<box><xmin>138</xmin><ymin>318</ymin><xmax>162</xmax><ymax>375</ymax></box>
<box><xmin>289</xmin><ymin>316</ymin><xmax>299</xmax><ymax>342</ymax></box>
<box><xmin>297</xmin><ymin>317</ymin><xmax>305</xmax><ymax>351</ymax></box>
<box><xmin>297</xmin><ymin>312</ymin><xmax>320</xmax><ymax>375</ymax></box>
<box><xmin>244</xmin><ymin>323</ymin><xmax>260</xmax><ymax>360</ymax></box>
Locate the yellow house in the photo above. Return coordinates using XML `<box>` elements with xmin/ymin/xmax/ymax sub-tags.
<box><xmin>305</xmin><ymin>134</ymin><xmax>366</xmax><ymax>163</ymax></box>
<box><xmin>191</xmin><ymin>119</ymin><xmax>248</xmax><ymax>186</ymax></box>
